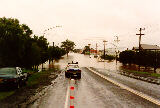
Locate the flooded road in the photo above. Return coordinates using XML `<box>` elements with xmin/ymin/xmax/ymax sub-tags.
<box><xmin>28</xmin><ymin>53</ymin><xmax>160</xmax><ymax>108</ymax></box>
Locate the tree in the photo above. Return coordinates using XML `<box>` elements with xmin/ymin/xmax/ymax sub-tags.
<box><xmin>101</xmin><ymin>54</ymin><xmax>115</xmax><ymax>61</ymax></box>
<box><xmin>82</xmin><ymin>46</ymin><xmax>90</xmax><ymax>54</ymax></box>
<box><xmin>0</xmin><ymin>17</ymin><xmax>32</xmax><ymax>67</ymax></box>
<box><xmin>61</xmin><ymin>39</ymin><xmax>75</xmax><ymax>56</ymax></box>
<box><xmin>119</xmin><ymin>50</ymin><xmax>135</xmax><ymax>65</ymax></box>
<box><xmin>0</xmin><ymin>17</ymin><xmax>67</xmax><ymax>70</ymax></box>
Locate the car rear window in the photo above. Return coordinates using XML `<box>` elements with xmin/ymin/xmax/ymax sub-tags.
<box><xmin>0</xmin><ymin>68</ymin><xmax>16</xmax><ymax>75</ymax></box>
<box><xmin>69</xmin><ymin>65</ymin><xmax>79</xmax><ymax>68</ymax></box>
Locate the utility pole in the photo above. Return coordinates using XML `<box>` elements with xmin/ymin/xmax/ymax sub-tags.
<box><xmin>53</xmin><ymin>42</ymin><xmax>54</xmax><ymax>47</ymax></box>
<box><xmin>114</xmin><ymin>36</ymin><xmax>120</xmax><ymax>64</ymax></box>
<box><xmin>96</xmin><ymin>43</ymin><xmax>98</xmax><ymax>57</ymax></box>
<box><xmin>88</xmin><ymin>44</ymin><xmax>91</xmax><ymax>58</ymax></box>
<box><xmin>103</xmin><ymin>40</ymin><xmax>107</xmax><ymax>59</ymax></box>
<box><xmin>136</xmin><ymin>28</ymin><xmax>145</xmax><ymax>51</ymax></box>
<box><xmin>136</xmin><ymin>28</ymin><xmax>145</xmax><ymax>70</ymax></box>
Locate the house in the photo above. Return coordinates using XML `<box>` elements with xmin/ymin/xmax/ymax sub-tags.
<box><xmin>132</xmin><ymin>44</ymin><xmax>160</xmax><ymax>51</ymax></box>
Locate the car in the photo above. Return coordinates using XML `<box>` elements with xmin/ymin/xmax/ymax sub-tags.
<box><xmin>65</xmin><ymin>62</ymin><xmax>81</xmax><ymax>79</ymax></box>
<box><xmin>0</xmin><ymin>67</ymin><xmax>27</xmax><ymax>89</ymax></box>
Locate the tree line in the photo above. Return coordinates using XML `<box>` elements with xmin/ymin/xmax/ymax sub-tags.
<box><xmin>0</xmin><ymin>17</ymin><xmax>66</xmax><ymax>69</ymax></box>
<box><xmin>119</xmin><ymin>50</ymin><xmax>160</xmax><ymax>72</ymax></box>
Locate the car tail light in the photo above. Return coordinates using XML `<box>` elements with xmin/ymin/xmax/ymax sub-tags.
<box><xmin>78</xmin><ymin>70</ymin><xmax>81</xmax><ymax>72</ymax></box>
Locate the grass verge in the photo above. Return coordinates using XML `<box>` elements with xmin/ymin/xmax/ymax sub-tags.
<box><xmin>124</xmin><ymin>69</ymin><xmax>160</xmax><ymax>78</ymax></box>
<box><xmin>27</xmin><ymin>69</ymin><xmax>55</xmax><ymax>87</ymax></box>
<box><xmin>0</xmin><ymin>91</ymin><xmax>15</xmax><ymax>100</ymax></box>
<box><xmin>0</xmin><ymin>69</ymin><xmax>55</xmax><ymax>100</ymax></box>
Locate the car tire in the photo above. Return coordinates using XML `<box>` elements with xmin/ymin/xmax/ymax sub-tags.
<box><xmin>78</xmin><ymin>74</ymin><xmax>81</xmax><ymax>79</ymax></box>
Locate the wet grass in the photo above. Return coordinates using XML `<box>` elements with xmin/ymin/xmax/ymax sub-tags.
<box><xmin>0</xmin><ymin>91</ymin><xmax>15</xmax><ymax>100</ymax></box>
<box><xmin>27</xmin><ymin>69</ymin><xmax>55</xmax><ymax>87</ymax></box>
<box><xmin>0</xmin><ymin>69</ymin><xmax>55</xmax><ymax>100</ymax></box>
<box><xmin>151</xmin><ymin>73</ymin><xmax>160</xmax><ymax>77</ymax></box>
<box><xmin>124</xmin><ymin>69</ymin><xmax>160</xmax><ymax>78</ymax></box>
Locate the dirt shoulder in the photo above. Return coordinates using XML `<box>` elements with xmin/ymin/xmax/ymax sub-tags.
<box><xmin>0</xmin><ymin>69</ymin><xmax>61</xmax><ymax>108</ymax></box>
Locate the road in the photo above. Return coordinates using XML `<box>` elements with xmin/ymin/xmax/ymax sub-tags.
<box><xmin>28</xmin><ymin>53</ymin><xmax>160</xmax><ymax>108</ymax></box>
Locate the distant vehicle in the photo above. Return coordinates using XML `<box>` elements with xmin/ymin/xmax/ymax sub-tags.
<box><xmin>0</xmin><ymin>67</ymin><xmax>27</xmax><ymax>89</ymax></box>
<box><xmin>65</xmin><ymin>62</ymin><xmax>81</xmax><ymax>79</ymax></box>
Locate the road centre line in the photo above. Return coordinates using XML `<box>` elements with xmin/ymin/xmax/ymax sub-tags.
<box><xmin>64</xmin><ymin>79</ymin><xmax>75</xmax><ymax>108</ymax></box>
<box><xmin>70</xmin><ymin>79</ymin><xmax>75</xmax><ymax>108</ymax></box>
<box><xmin>86</xmin><ymin>67</ymin><xmax>160</xmax><ymax>106</ymax></box>
<box><xmin>64</xmin><ymin>84</ymin><xmax>70</xmax><ymax>108</ymax></box>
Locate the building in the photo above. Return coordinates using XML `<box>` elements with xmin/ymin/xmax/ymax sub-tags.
<box><xmin>132</xmin><ymin>44</ymin><xmax>160</xmax><ymax>51</ymax></box>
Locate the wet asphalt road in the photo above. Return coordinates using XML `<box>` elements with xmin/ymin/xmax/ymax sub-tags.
<box><xmin>28</xmin><ymin>53</ymin><xmax>160</xmax><ymax>108</ymax></box>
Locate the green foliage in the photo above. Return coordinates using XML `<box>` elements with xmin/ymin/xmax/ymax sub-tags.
<box><xmin>0</xmin><ymin>91</ymin><xmax>15</xmax><ymax>100</ymax></box>
<box><xmin>101</xmin><ymin>54</ymin><xmax>115</xmax><ymax>61</ymax></box>
<box><xmin>82</xmin><ymin>46</ymin><xmax>90</xmax><ymax>54</ymax></box>
<box><xmin>119</xmin><ymin>50</ymin><xmax>136</xmax><ymax>65</ymax></box>
<box><xmin>48</xmin><ymin>46</ymin><xmax>66</xmax><ymax>61</ymax></box>
<box><xmin>0</xmin><ymin>17</ymin><xmax>66</xmax><ymax>69</ymax></box>
<box><xmin>0</xmin><ymin>17</ymin><xmax>32</xmax><ymax>67</ymax></box>
<box><xmin>27</xmin><ymin>69</ymin><xmax>54</xmax><ymax>87</ymax></box>
<box><xmin>124</xmin><ymin>69</ymin><xmax>160</xmax><ymax>78</ymax></box>
<box><xmin>61</xmin><ymin>39</ymin><xmax>75</xmax><ymax>56</ymax></box>
<box><xmin>151</xmin><ymin>73</ymin><xmax>160</xmax><ymax>77</ymax></box>
<box><xmin>119</xmin><ymin>50</ymin><xmax>160</xmax><ymax>71</ymax></box>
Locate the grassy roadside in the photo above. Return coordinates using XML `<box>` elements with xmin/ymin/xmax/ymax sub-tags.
<box><xmin>27</xmin><ymin>69</ymin><xmax>55</xmax><ymax>87</ymax></box>
<box><xmin>0</xmin><ymin>69</ymin><xmax>56</xmax><ymax>100</ymax></box>
<box><xmin>123</xmin><ymin>69</ymin><xmax>160</xmax><ymax>78</ymax></box>
<box><xmin>0</xmin><ymin>91</ymin><xmax>15</xmax><ymax>100</ymax></box>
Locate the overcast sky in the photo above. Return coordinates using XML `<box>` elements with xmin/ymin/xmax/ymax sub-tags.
<box><xmin>1</xmin><ymin>0</ymin><xmax>160</xmax><ymax>50</ymax></box>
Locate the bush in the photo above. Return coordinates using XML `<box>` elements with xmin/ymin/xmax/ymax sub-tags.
<box><xmin>119</xmin><ymin>50</ymin><xmax>160</xmax><ymax>71</ymax></box>
<box><xmin>101</xmin><ymin>54</ymin><xmax>116</xmax><ymax>61</ymax></box>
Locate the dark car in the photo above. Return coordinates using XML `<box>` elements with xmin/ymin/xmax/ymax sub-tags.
<box><xmin>0</xmin><ymin>67</ymin><xmax>27</xmax><ymax>89</ymax></box>
<box><xmin>65</xmin><ymin>62</ymin><xmax>81</xmax><ymax>79</ymax></box>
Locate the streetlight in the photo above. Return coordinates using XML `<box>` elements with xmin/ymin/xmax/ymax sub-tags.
<box><xmin>43</xmin><ymin>25</ymin><xmax>62</xmax><ymax>46</ymax></box>
<box><xmin>42</xmin><ymin>26</ymin><xmax>62</xmax><ymax>69</ymax></box>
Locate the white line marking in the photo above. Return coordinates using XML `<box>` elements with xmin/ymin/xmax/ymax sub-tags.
<box><xmin>64</xmin><ymin>85</ymin><xmax>70</xmax><ymax>108</ymax></box>
<box><xmin>86</xmin><ymin>67</ymin><xmax>160</xmax><ymax>106</ymax></box>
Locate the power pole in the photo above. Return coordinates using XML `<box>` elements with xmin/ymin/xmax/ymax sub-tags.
<box><xmin>53</xmin><ymin>42</ymin><xmax>54</xmax><ymax>47</ymax></box>
<box><xmin>96</xmin><ymin>43</ymin><xmax>98</xmax><ymax>57</ymax></box>
<box><xmin>88</xmin><ymin>44</ymin><xmax>91</xmax><ymax>58</ymax></box>
<box><xmin>103</xmin><ymin>40</ymin><xmax>107</xmax><ymax>59</ymax></box>
<box><xmin>136</xmin><ymin>28</ymin><xmax>145</xmax><ymax>51</ymax></box>
<box><xmin>136</xmin><ymin>28</ymin><xmax>145</xmax><ymax>70</ymax></box>
<box><xmin>114</xmin><ymin>36</ymin><xmax>120</xmax><ymax>64</ymax></box>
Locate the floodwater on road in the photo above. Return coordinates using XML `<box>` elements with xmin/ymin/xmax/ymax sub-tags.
<box><xmin>28</xmin><ymin>53</ymin><xmax>160</xmax><ymax>108</ymax></box>
<box><xmin>53</xmin><ymin>53</ymin><xmax>122</xmax><ymax>71</ymax></box>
